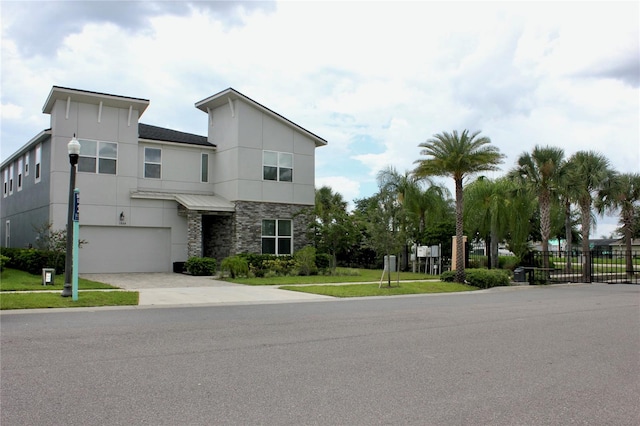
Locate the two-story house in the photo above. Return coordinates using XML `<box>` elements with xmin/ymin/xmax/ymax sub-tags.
<box><xmin>0</xmin><ymin>86</ymin><xmax>326</xmax><ymax>273</ymax></box>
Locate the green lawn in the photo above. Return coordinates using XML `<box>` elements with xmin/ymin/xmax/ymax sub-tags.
<box><xmin>225</xmin><ymin>268</ymin><xmax>439</xmax><ymax>285</ymax></box>
<box><xmin>0</xmin><ymin>291</ymin><xmax>138</xmax><ymax>310</ymax></box>
<box><xmin>0</xmin><ymin>268</ymin><xmax>137</xmax><ymax>310</ymax></box>
<box><xmin>0</xmin><ymin>268</ymin><xmax>117</xmax><ymax>291</ymax></box>
<box><xmin>280</xmin><ymin>281</ymin><xmax>477</xmax><ymax>297</ymax></box>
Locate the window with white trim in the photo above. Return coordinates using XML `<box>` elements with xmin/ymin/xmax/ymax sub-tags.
<box><xmin>8</xmin><ymin>164</ymin><xmax>13</xmax><ymax>195</ymax></box>
<box><xmin>78</xmin><ymin>139</ymin><xmax>117</xmax><ymax>174</ymax></box>
<box><xmin>5</xmin><ymin>220</ymin><xmax>10</xmax><ymax>247</ymax></box>
<box><xmin>263</xmin><ymin>151</ymin><xmax>293</xmax><ymax>182</ymax></box>
<box><xmin>25</xmin><ymin>152</ymin><xmax>30</xmax><ymax>176</ymax></box>
<box><xmin>201</xmin><ymin>153</ymin><xmax>209</xmax><ymax>183</ymax></box>
<box><xmin>35</xmin><ymin>144</ymin><xmax>41</xmax><ymax>182</ymax></box>
<box><xmin>261</xmin><ymin>219</ymin><xmax>292</xmax><ymax>255</ymax></box>
<box><xmin>17</xmin><ymin>158</ymin><xmax>23</xmax><ymax>191</ymax></box>
<box><xmin>3</xmin><ymin>169</ymin><xmax>7</xmax><ymax>197</ymax></box>
<box><xmin>144</xmin><ymin>147</ymin><xmax>162</xmax><ymax>179</ymax></box>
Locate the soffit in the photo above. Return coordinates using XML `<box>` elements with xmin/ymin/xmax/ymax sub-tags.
<box><xmin>43</xmin><ymin>86</ymin><xmax>150</xmax><ymax>116</ymax></box>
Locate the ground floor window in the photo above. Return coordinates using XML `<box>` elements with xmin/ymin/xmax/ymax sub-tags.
<box><xmin>261</xmin><ymin>219</ymin><xmax>292</xmax><ymax>255</ymax></box>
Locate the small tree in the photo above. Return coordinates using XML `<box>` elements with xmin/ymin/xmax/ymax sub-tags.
<box><xmin>294</xmin><ymin>246</ymin><xmax>317</xmax><ymax>276</ymax></box>
<box><xmin>32</xmin><ymin>222</ymin><xmax>88</xmax><ymax>270</ymax></box>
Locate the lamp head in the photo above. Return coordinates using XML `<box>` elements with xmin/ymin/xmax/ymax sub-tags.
<box><xmin>68</xmin><ymin>135</ymin><xmax>81</xmax><ymax>156</ymax></box>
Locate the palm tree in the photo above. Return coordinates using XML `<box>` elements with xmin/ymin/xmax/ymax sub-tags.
<box><xmin>377</xmin><ymin>166</ymin><xmax>419</xmax><ymax>270</ymax></box>
<box><xmin>595</xmin><ymin>172</ymin><xmax>640</xmax><ymax>281</ymax></box>
<box><xmin>464</xmin><ymin>177</ymin><xmax>515</xmax><ymax>269</ymax></box>
<box><xmin>414</xmin><ymin>130</ymin><xmax>505</xmax><ymax>283</ymax></box>
<box><xmin>377</xmin><ymin>166</ymin><xmax>450</xmax><ymax>271</ymax></box>
<box><xmin>510</xmin><ymin>146</ymin><xmax>565</xmax><ymax>269</ymax></box>
<box><xmin>566</xmin><ymin>151</ymin><xmax>614</xmax><ymax>282</ymax></box>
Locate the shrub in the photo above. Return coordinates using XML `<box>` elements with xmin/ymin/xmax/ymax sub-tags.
<box><xmin>0</xmin><ymin>248</ymin><xmax>65</xmax><ymax>275</ymax></box>
<box><xmin>262</xmin><ymin>257</ymin><xmax>296</xmax><ymax>276</ymax></box>
<box><xmin>294</xmin><ymin>246</ymin><xmax>317</xmax><ymax>276</ymax></box>
<box><xmin>498</xmin><ymin>255</ymin><xmax>519</xmax><ymax>271</ymax></box>
<box><xmin>185</xmin><ymin>257</ymin><xmax>217</xmax><ymax>276</ymax></box>
<box><xmin>0</xmin><ymin>254</ymin><xmax>9</xmax><ymax>272</ymax></box>
<box><xmin>316</xmin><ymin>253</ymin><xmax>332</xmax><ymax>274</ymax></box>
<box><xmin>440</xmin><ymin>268</ymin><xmax>510</xmax><ymax>289</ymax></box>
<box><xmin>220</xmin><ymin>255</ymin><xmax>249</xmax><ymax>278</ymax></box>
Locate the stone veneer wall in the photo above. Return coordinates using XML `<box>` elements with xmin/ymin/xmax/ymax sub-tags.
<box><xmin>186</xmin><ymin>210</ymin><xmax>203</xmax><ymax>258</ymax></box>
<box><xmin>202</xmin><ymin>214</ymin><xmax>234</xmax><ymax>261</ymax></box>
<box><xmin>233</xmin><ymin>201</ymin><xmax>311</xmax><ymax>254</ymax></box>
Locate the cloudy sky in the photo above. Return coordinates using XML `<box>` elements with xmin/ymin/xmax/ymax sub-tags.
<box><xmin>1</xmin><ymin>1</ymin><xmax>638</xmax><ymax>237</ymax></box>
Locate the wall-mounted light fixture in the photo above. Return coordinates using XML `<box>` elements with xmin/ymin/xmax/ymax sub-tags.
<box><xmin>119</xmin><ymin>212</ymin><xmax>126</xmax><ymax>225</ymax></box>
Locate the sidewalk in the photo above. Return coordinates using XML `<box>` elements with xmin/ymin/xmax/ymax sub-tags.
<box><xmin>81</xmin><ymin>273</ymin><xmax>334</xmax><ymax>306</ymax></box>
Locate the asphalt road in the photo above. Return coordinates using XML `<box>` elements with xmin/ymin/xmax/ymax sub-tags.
<box><xmin>1</xmin><ymin>284</ymin><xmax>639</xmax><ymax>425</ymax></box>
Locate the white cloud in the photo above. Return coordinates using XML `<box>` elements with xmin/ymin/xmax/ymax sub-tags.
<box><xmin>1</xmin><ymin>1</ymin><xmax>637</xmax><ymax>240</ymax></box>
<box><xmin>315</xmin><ymin>176</ymin><xmax>361</xmax><ymax>209</ymax></box>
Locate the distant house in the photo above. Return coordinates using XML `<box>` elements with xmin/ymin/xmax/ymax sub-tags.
<box><xmin>589</xmin><ymin>239</ymin><xmax>620</xmax><ymax>257</ymax></box>
<box><xmin>0</xmin><ymin>86</ymin><xmax>326</xmax><ymax>273</ymax></box>
<box><xmin>610</xmin><ymin>238</ymin><xmax>640</xmax><ymax>256</ymax></box>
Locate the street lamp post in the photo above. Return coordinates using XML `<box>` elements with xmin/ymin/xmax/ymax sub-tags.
<box><xmin>61</xmin><ymin>135</ymin><xmax>81</xmax><ymax>297</ymax></box>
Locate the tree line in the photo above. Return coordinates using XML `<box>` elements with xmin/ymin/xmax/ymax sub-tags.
<box><xmin>307</xmin><ymin>129</ymin><xmax>640</xmax><ymax>284</ymax></box>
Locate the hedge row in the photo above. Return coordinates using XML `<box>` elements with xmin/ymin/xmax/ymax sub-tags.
<box><xmin>0</xmin><ymin>247</ymin><xmax>66</xmax><ymax>275</ymax></box>
<box><xmin>440</xmin><ymin>268</ymin><xmax>511</xmax><ymax>289</ymax></box>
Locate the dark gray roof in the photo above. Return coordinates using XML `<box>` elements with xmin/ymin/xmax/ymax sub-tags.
<box><xmin>139</xmin><ymin>123</ymin><xmax>213</xmax><ymax>147</ymax></box>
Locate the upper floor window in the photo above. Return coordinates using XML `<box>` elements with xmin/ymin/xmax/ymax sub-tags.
<box><xmin>35</xmin><ymin>144</ymin><xmax>41</xmax><ymax>182</ymax></box>
<box><xmin>263</xmin><ymin>151</ymin><xmax>293</xmax><ymax>182</ymax></box>
<box><xmin>25</xmin><ymin>152</ymin><xmax>30</xmax><ymax>176</ymax></box>
<box><xmin>17</xmin><ymin>158</ymin><xmax>23</xmax><ymax>191</ymax></box>
<box><xmin>261</xmin><ymin>219</ymin><xmax>292</xmax><ymax>255</ymax></box>
<box><xmin>78</xmin><ymin>139</ymin><xmax>117</xmax><ymax>174</ymax></box>
<box><xmin>201</xmin><ymin>153</ymin><xmax>209</xmax><ymax>183</ymax></box>
<box><xmin>144</xmin><ymin>147</ymin><xmax>161</xmax><ymax>179</ymax></box>
<box><xmin>8</xmin><ymin>164</ymin><xmax>13</xmax><ymax>195</ymax></box>
<box><xmin>3</xmin><ymin>169</ymin><xmax>7</xmax><ymax>197</ymax></box>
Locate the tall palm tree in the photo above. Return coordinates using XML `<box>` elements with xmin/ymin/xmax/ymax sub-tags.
<box><xmin>596</xmin><ymin>172</ymin><xmax>640</xmax><ymax>281</ymax></box>
<box><xmin>414</xmin><ymin>130</ymin><xmax>505</xmax><ymax>283</ymax></box>
<box><xmin>510</xmin><ymin>146</ymin><xmax>565</xmax><ymax>268</ymax></box>
<box><xmin>566</xmin><ymin>151</ymin><xmax>613</xmax><ymax>282</ymax></box>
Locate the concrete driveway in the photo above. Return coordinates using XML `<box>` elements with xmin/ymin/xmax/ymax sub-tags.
<box><xmin>81</xmin><ymin>272</ymin><xmax>333</xmax><ymax>306</ymax></box>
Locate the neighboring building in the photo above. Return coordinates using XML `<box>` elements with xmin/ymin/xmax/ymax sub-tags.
<box><xmin>0</xmin><ymin>86</ymin><xmax>326</xmax><ymax>273</ymax></box>
<box><xmin>610</xmin><ymin>238</ymin><xmax>640</xmax><ymax>256</ymax></box>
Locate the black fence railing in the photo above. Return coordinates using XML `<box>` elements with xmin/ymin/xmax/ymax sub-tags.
<box><xmin>468</xmin><ymin>249</ymin><xmax>639</xmax><ymax>284</ymax></box>
<box><xmin>525</xmin><ymin>250</ymin><xmax>639</xmax><ymax>284</ymax></box>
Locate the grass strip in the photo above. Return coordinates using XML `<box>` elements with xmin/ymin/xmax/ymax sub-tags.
<box><xmin>1</xmin><ymin>269</ymin><xmax>117</xmax><ymax>291</ymax></box>
<box><xmin>0</xmin><ymin>291</ymin><xmax>139</xmax><ymax>310</ymax></box>
<box><xmin>279</xmin><ymin>281</ymin><xmax>477</xmax><ymax>297</ymax></box>
<box><xmin>226</xmin><ymin>268</ymin><xmax>438</xmax><ymax>285</ymax></box>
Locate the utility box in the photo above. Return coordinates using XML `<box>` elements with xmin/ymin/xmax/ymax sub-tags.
<box><xmin>384</xmin><ymin>255</ymin><xmax>396</xmax><ymax>272</ymax></box>
<box><xmin>42</xmin><ymin>268</ymin><xmax>55</xmax><ymax>286</ymax></box>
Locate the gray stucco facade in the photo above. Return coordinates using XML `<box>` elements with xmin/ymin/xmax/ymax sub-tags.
<box><xmin>1</xmin><ymin>86</ymin><xmax>326</xmax><ymax>273</ymax></box>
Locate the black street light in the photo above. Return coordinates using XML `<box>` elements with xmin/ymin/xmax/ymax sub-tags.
<box><xmin>61</xmin><ymin>135</ymin><xmax>81</xmax><ymax>297</ymax></box>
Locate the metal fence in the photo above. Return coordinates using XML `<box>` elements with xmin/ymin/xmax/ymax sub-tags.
<box><xmin>467</xmin><ymin>249</ymin><xmax>639</xmax><ymax>284</ymax></box>
<box><xmin>522</xmin><ymin>250</ymin><xmax>639</xmax><ymax>284</ymax></box>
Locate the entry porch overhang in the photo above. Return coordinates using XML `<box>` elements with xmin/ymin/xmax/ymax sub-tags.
<box><xmin>130</xmin><ymin>191</ymin><xmax>235</xmax><ymax>213</ymax></box>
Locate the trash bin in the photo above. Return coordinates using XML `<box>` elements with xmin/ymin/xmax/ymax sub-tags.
<box><xmin>173</xmin><ymin>262</ymin><xmax>186</xmax><ymax>273</ymax></box>
<box><xmin>42</xmin><ymin>268</ymin><xmax>55</xmax><ymax>286</ymax></box>
<box><xmin>513</xmin><ymin>267</ymin><xmax>525</xmax><ymax>282</ymax></box>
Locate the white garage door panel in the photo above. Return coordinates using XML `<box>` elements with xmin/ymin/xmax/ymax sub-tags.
<box><xmin>79</xmin><ymin>226</ymin><xmax>171</xmax><ymax>273</ymax></box>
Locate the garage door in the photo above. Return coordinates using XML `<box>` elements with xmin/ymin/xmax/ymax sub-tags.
<box><xmin>79</xmin><ymin>226</ymin><xmax>171</xmax><ymax>273</ymax></box>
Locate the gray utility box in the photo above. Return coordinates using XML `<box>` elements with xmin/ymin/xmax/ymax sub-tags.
<box><xmin>42</xmin><ymin>268</ymin><xmax>55</xmax><ymax>286</ymax></box>
<box><xmin>384</xmin><ymin>255</ymin><xmax>397</xmax><ymax>272</ymax></box>
<box><xmin>513</xmin><ymin>267</ymin><xmax>526</xmax><ymax>282</ymax></box>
